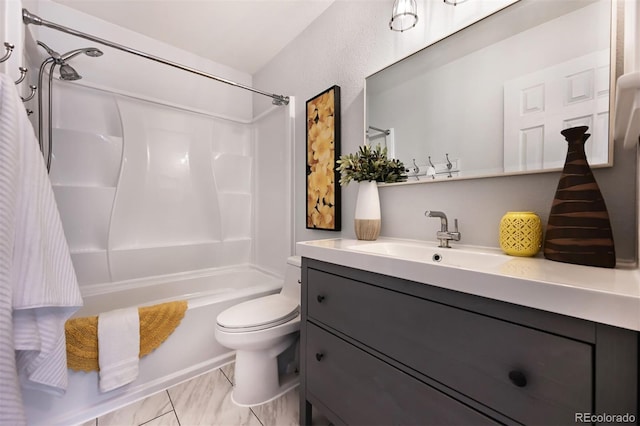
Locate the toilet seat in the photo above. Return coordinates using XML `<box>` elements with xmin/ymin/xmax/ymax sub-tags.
<box><xmin>217</xmin><ymin>294</ymin><xmax>299</xmax><ymax>333</ymax></box>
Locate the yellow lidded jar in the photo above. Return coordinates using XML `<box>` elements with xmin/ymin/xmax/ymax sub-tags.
<box><xmin>499</xmin><ymin>212</ymin><xmax>542</xmax><ymax>257</ymax></box>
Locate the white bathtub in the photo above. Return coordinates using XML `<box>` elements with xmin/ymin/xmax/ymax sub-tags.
<box><xmin>22</xmin><ymin>265</ymin><xmax>283</xmax><ymax>426</ymax></box>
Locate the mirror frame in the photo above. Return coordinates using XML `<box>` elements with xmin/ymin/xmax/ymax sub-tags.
<box><xmin>364</xmin><ymin>0</ymin><xmax>624</xmax><ymax>185</ymax></box>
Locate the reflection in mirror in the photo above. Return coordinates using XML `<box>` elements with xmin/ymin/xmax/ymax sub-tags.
<box><xmin>365</xmin><ymin>0</ymin><xmax>621</xmax><ymax>182</ymax></box>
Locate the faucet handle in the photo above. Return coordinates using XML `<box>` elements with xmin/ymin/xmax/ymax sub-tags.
<box><xmin>451</xmin><ymin>218</ymin><xmax>461</xmax><ymax>241</ymax></box>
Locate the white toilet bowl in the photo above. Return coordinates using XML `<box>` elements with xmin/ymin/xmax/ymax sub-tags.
<box><xmin>215</xmin><ymin>256</ymin><xmax>301</xmax><ymax>406</ymax></box>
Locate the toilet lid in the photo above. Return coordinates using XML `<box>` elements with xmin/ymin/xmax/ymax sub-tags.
<box><xmin>217</xmin><ymin>294</ymin><xmax>299</xmax><ymax>333</ymax></box>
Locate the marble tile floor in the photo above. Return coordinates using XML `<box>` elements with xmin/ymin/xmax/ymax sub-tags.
<box><xmin>80</xmin><ymin>363</ymin><xmax>330</xmax><ymax>426</ymax></box>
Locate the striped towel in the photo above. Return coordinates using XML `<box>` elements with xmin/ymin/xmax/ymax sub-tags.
<box><xmin>0</xmin><ymin>73</ymin><xmax>26</xmax><ymax>425</ymax></box>
<box><xmin>0</xmin><ymin>72</ymin><xmax>83</xmax><ymax>421</ymax></box>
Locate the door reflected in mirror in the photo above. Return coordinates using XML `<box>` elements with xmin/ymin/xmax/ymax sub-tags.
<box><xmin>365</xmin><ymin>0</ymin><xmax>621</xmax><ymax>183</ymax></box>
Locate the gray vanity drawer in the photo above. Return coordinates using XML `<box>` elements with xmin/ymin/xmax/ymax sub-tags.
<box><xmin>306</xmin><ymin>323</ymin><xmax>498</xmax><ymax>425</ymax></box>
<box><xmin>307</xmin><ymin>268</ymin><xmax>593</xmax><ymax>425</ymax></box>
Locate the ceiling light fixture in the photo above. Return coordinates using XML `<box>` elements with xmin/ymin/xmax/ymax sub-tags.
<box><xmin>443</xmin><ymin>0</ymin><xmax>468</xmax><ymax>5</ymax></box>
<box><xmin>389</xmin><ymin>0</ymin><xmax>418</xmax><ymax>32</ymax></box>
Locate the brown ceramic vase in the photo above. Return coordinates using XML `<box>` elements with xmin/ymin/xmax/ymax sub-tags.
<box><xmin>543</xmin><ymin>126</ymin><xmax>615</xmax><ymax>268</ymax></box>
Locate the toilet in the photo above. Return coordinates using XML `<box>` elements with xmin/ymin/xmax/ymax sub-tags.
<box><xmin>215</xmin><ymin>256</ymin><xmax>301</xmax><ymax>407</ymax></box>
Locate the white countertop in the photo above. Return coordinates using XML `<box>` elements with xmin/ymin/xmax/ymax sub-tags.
<box><xmin>296</xmin><ymin>237</ymin><xmax>640</xmax><ymax>331</ymax></box>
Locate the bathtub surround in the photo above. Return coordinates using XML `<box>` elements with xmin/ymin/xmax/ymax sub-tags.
<box><xmin>35</xmin><ymin>75</ymin><xmax>291</xmax><ymax>284</ymax></box>
<box><xmin>23</xmin><ymin>0</ymin><xmax>293</xmax><ymax>280</ymax></box>
<box><xmin>26</xmin><ymin>0</ymin><xmax>294</xmax><ymax>280</ymax></box>
<box><xmin>44</xmin><ymin>84</ymin><xmax>257</xmax><ymax>285</ymax></box>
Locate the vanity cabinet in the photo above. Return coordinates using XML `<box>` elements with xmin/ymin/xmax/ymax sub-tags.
<box><xmin>299</xmin><ymin>258</ymin><xmax>639</xmax><ymax>425</ymax></box>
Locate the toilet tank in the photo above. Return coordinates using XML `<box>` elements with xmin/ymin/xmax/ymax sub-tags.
<box><xmin>280</xmin><ymin>256</ymin><xmax>301</xmax><ymax>302</ymax></box>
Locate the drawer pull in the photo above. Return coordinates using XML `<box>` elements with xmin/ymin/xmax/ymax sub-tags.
<box><xmin>316</xmin><ymin>295</ymin><xmax>325</xmax><ymax>303</ymax></box>
<box><xmin>315</xmin><ymin>352</ymin><xmax>324</xmax><ymax>361</ymax></box>
<box><xmin>508</xmin><ymin>370</ymin><xmax>527</xmax><ymax>388</ymax></box>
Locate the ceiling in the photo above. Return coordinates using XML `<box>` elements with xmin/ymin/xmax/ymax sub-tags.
<box><xmin>50</xmin><ymin>0</ymin><xmax>336</xmax><ymax>75</ymax></box>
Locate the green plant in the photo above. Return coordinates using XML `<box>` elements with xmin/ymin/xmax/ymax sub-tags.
<box><xmin>337</xmin><ymin>144</ymin><xmax>407</xmax><ymax>186</ymax></box>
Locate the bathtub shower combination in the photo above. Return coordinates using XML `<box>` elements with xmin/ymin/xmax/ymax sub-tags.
<box><xmin>20</xmin><ymin>10</ymin><xmax>294</xmax><ymax>426</ymax></box>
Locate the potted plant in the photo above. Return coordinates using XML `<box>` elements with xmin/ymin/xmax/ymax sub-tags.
<box><xmin>337</xmin><ymin>144</ymin><xmax>407</xmax><ymax>240</ymax></box>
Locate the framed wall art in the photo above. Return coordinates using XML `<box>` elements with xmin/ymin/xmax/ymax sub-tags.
<box><xmin>306</xmin><ymin>85</ymin><xmax>341</xmax><ymax>231</ymax></box>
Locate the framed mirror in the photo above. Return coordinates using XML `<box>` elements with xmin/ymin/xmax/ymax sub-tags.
<box><xmin>365</xmin><ymin>0</ymin><xmax>622</xmax><ymax>182</ymax></box>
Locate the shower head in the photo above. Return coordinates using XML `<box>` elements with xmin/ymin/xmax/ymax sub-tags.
<box><xmin>85</xmin><ymin>48</ymin><xmax>103</xmax><ymax>57</ymax></box>
<box><xmin>58</xmin><ymin>63</ymin><xmax>82</xmax><ymax>81</ymax></box>
<box><xmin>37</xmin><ymin>41</ymin><xmax>103</xmax><ymax>81</ymax></box>
<box><xmin>38</xmin><ymin>41</ymin><xmax>103</xmax><ymax>63</ymax></box>
<box><xmin>60</xmin><ymin>47</ymin><xmax>103</xmax><ymax>61</ymax></box>
<box><xmin>58</xmin><ymin>47</ymin><xmax>102</xmax><ymax>80</ymax></box>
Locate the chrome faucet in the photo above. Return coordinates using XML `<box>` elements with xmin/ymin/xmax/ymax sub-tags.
<box><xmin>425</xmin><ymin>210</ymin><xmax>461</xmax><ymax>248</ymax></box>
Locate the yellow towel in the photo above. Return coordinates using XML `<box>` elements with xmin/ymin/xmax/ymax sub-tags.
<box><xmin>65</xmin><ymin>300</ymin><xmax>188</xmax><ymax>372</ymax></box>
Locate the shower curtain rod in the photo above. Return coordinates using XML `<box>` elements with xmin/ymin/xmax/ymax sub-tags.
<box><xmin>21</xmin><ymin>9</ymin><xmax>290</xmax><ymax>106</ymax></box>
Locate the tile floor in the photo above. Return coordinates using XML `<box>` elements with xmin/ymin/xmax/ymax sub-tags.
<box><xmin>80</xmin><ymin>363</ymin><xmax>329</xmax><ymax>426</ymax></box>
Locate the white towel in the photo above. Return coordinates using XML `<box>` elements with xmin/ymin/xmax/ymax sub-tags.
<box><xmin>0</xmin><ymin>73</ymin><xmax>26</xmax><ymax>426</ymax></box>
<box><xmin>1</xmin><ymin>71</ymin><xmax>83</xmax><ymax>421</ymax></box>
<box><xmin>98</xmin><ymin>307</ymin><xmax>140</xmax><ymax>392</ymax></box>
<box><xmin>2</xmin><ymin>70</ymin><xmax>83</xmax><ymax>401</ymax></box>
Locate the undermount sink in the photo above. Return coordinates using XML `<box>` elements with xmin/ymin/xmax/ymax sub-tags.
<box><xmin>347</xmin><ymin>241</ymin><xmax>511</xmax><ymax>269</ymax></box>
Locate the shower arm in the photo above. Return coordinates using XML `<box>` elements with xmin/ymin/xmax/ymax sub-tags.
<box><xmin>22</xmin><ymin>8</ymin><xmax>290</xmax><ymax>106</ymax></box>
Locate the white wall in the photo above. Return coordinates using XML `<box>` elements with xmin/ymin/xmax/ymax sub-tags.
<box><xmin>255</xmin><ymin>0</ymin><xmax>638</xmax><ymax>263</ymax></box>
